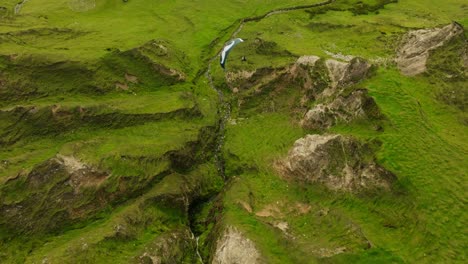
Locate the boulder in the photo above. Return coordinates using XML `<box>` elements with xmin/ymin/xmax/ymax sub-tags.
<box><xmin>281</xmin><ymin>134</ymin><xmax>395</xmax><ymax>192</ymax></box>
<box><xmin>212</xmin><ymin>226</ymin><xmax>262</xmax><ymax>264</ymax></box>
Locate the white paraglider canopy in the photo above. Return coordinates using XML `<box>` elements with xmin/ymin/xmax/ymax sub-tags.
<box><xmin>220</xmin><ymin>38</ymin><xmax>244</xmax><ymax>69</ymax></box>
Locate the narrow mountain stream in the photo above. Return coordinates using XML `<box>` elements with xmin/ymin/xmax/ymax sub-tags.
<box><xmin>205</xmin><ymin>58</ymin><xmax>230</xmax><ymax>180</ymax></box>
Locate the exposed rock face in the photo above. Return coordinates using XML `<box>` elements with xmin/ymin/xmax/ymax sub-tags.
<box><xmin>300</xmin><ymin>57</ymin><xmax>380</xmax><ymax>130</ymax></box>
<box><xmin>281</xmin><ymin>134</ymin><xmax>395</xmax><ymax>192</ymax></box>
<box><xmin>227</xmin><ymin>56</ymin><xmax>371</xmax><ymax>97</ymax></box>
<box><xmin>226</xmin><ymin>58</ymin><xmax>332</xmax><ymax>113</ymax></box>
<box><xmin>302</xmin><ymin>89</ymin><xmax>381</xmax><ymax>130</ymax></box>
<box><xmin>325</xmin><ymin>59</ymin><xmax>348</xmax><ymax>89</ymax></box>
<box><xmin>339</xmin><ymin>57</ymin><xmax>373</xmax><ymax>86</ymax></box>
<box><xmin>134</xmin><ymin>228</ymin><xmax>197</xmax><ymax>264</ymax></box>
<box><xmin>323</xmin><ymin>57</ymin><xmax>373</xmax><ymax>96</ymax></box>
<box><xmin>0</xmin><ymin>155</ymin><xmax>110</xmax><ymax>233</ymax></box>
<box><xmin>224</xmin><ymin>55</ymin><xmax>378</xmax><ymax>128</ymax></box>
<box><xmin>296</xmin><ymin>55</ymin><xmax>321</xmax><ymax>66</ymax></box>
<box><xmin>0</xmin><ymin>155</ymin><xmax>195</xmax><ymax>235</ymax></box>
<box><xmin>212</xmin><ymin>226</ymin><xmax>262</xmax><ymax>264</ymax></box>
<box><xmin>226</xmin><ymin>70</ymin><xmax>256</xmax><ymax>83</ymax></box>
<box><xmin>396</xmin><ymin>22</ymin><xmax>464</xmax><ymax>76</ymax></box>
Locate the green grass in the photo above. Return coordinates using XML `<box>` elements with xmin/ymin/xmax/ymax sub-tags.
<box><xmin>215</xmin><ymin>1</ymin><xmax>467</xmax><ymax>262</ymax></box>
<box><xmin>220</xmin><ymin>112</ymin><xmax>397</xmax><ymax>263</ymax></box>
<box><xmin>1</xmin><ymin>162</ymin><xmax>222</xmax><ymax>264</ymax></box>
<box><xmin>0</xmin><ymin>0</ymin><xmax>467</xmax><ymax>262</ymax></box>
<box><xmin>226</xmin><ymin>0</ymin><xmax>467</xmax><ymax>66</ymax></box>
<box><xmin>0</xmin><ymin>0</ymin><xmax>323</xmax><ymax>64</ymax></box>
<box><xmin>219</xmin><ymin>67</ymin><xmax>467</xmax><ymax>261</ymax></box>
<box><xmin>21</xmin><ymin>182</ymin><xmax>185</xmax><ymax>264</ymax></box>
<box><xmin>353</xmin><ymin>68</ymin><xmax>466</xmax><ymax>260</ymax></box>
<box><xmin>0</xmin><ymin>103</ymin><xmax>203</xmax><ymax>183</ymax></box>
<box><xmin>224</xmin><ymin>113</ymin><xmax>304</xmax><ymax>170</ymax></box>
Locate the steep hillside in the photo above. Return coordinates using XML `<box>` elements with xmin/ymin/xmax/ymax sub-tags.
<box><xmin>0</xmin><ymin>0</ymin><xmax>466</xmax><ymax>263</ymax></box>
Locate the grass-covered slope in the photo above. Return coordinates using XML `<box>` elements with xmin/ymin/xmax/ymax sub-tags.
<box><xmin>0</xmin><ymin>0</ymin><xmax>322</xmax><ymax>62</ymax></box>
<box><xmin>197</xmin><ymin>0</ymin><xmax>467</xmax><ymax>263</ymax></box>
<box><xmin>0</xmin><ymin>0</ymin><xmax>467</xmax><ymax>263</ymax></box>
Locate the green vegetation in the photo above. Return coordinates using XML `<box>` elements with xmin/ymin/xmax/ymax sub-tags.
<box><xmin>196</xmin><ymin>0</ymin><xmax>467</xmax><ymax>263</ymax></box>
<box><xmin>0</xmin><ymin>0</ymin><xmax>466</xmax><ymax>263</ymax></box>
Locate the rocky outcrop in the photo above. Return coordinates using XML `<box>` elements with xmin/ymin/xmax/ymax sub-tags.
<box><xmin>302</xmin><ymin>89</ymin><xmax>382</xmax><ymax>130</ymax></box>
<box><xmin>396</xmin><ymin>22</ymin><xmax>464</xmax><ymax>76</ymax></box>
<box><xmin>0</xmin><ymin>155</ymin><xmax>112</xmax><ymax>234</ymax></box>
<box><xmin>212</xmin><ymin>226</ymin><xmax>262</xmax><ymax>264</ymax></box>
<box><xmin>280</xmin><ymin>134</ymin><xmax>395</xmax><ymax>192</ymax></box>
<box><xmin>225</xmin><ymin>55</ymin><xmax>379</xmax><ymax>127</ymax></box>
<box><xmin>225</xmin><ymin>70</ymin><xmax>256</xmax><ymax>84</ymax></box>
<box><xmin>324</xmin><ymin>59</ymin><xmax>348</xmax><ymax>89</ymax></box>
<box><xmin>227</xmin><ymin>56</ymin><xmax>371</xmax><ymax>98</ymax></box>
<box><xmin>225</xmin><ymin>57</ymin><xmax>332</xmax><ymax>113</ymax></box>
<box><xmin>0</xmin><ymin>122</ymin><xmax>216</xmax><ymax>235</ymax></box>
<box><xmin>299</xmin><ymin>57</ymin><xmax>380</xmax><ymax>130</ymax></box>
<box><xmin>296</xmin><ymin>55</ymin><xmax>321</xmax><ymax>66</ymax></box>
<box><xmin>322</xmin><ymin>57</ymin><xmax>373</xmax><ymax>96</ymax></box>
<box><xmin>134</xmin><ymin>228</ymin><xmax>197</xmax><ymax>264</ymax></box>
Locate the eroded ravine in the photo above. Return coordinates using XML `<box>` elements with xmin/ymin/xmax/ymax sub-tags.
<box><xmin>205</xmin><ymin>0</ymin><xmax>336</xmax><ymax>182</ymax></box>
<box><xmin>2</xmin><ymin>0</ymin><xmax>465</xmax><ymax>262</ymax></box>
<box><xmin>191</xmin><ymin>1</ymin><xmax>337</xmax><ymax>262</ymax></box>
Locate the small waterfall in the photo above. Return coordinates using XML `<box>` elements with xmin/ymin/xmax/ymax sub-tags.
<box><xmin>190</xmin><ymin>229</ymin><xmax>204</xmax><ymax>264</ymax></box>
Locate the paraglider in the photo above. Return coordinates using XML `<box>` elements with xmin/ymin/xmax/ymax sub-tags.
<box><xmin>220</xmin><ymin>38</ymin><xmax>244</xmax><ymax>69</ymax></box>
